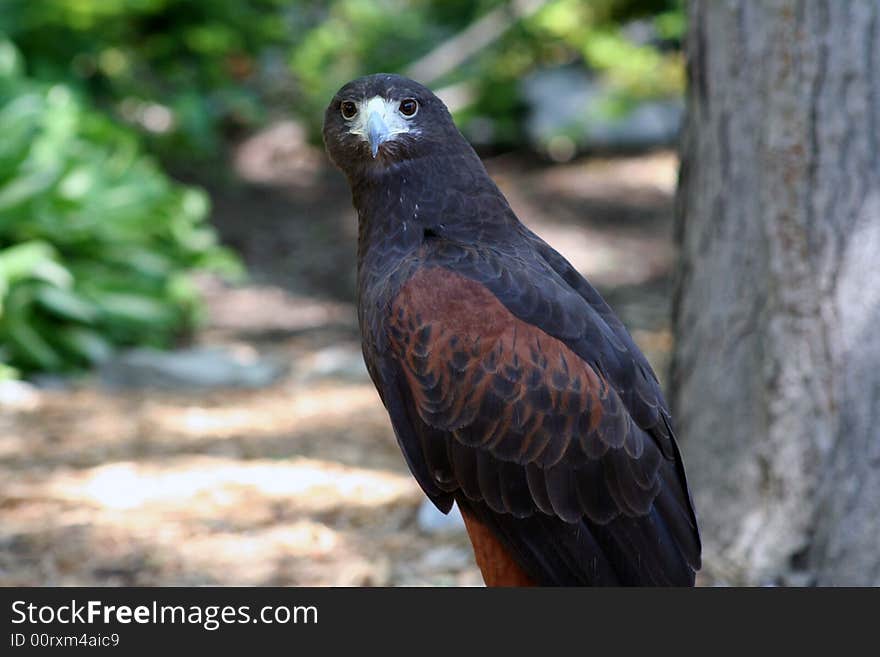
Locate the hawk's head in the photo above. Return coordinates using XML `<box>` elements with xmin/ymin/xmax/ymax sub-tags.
<box><xmin>323</xmin><ymin>74</ymin><xmax>462</xmax><ymax>177</ymax></box>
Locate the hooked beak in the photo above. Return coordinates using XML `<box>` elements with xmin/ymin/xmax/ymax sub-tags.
<box><xmin>366</xmin><ymin>111</ymin><xmax>390</xmax><ymax>158</ymax></box>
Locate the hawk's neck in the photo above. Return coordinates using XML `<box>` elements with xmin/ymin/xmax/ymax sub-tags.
<box><xmin>351</xmin><ymin>152</ymin><xmax>518</xmax><ymax>261</ymax></box>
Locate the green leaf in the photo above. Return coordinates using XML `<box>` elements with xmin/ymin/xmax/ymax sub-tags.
<box><xmin>34</xmin><ymin>284</ymin><xmax>99</xmax><ymax>324</ymax></box>
<box><xmin>0</xmin><ymin>40</ymin><xmax>23</xmax><ymax>79</ymax></box>
<box><xmin>90</xmin><ymin>290</ymin><xmax>176</xmax><ymax>327</ymax></box>
<box><xmin>54</xmin><ymin>326</ymin><xmax>114</xmax><ymax>365</ymax></box>
<box><xmin>0</xmin><ymin>166</ymin><xmax>61</xmax><ymax>213</ymax></box>
<box><xmin>2</xmin><ymin>284</ymin><xmax>63</xmax><ymax>370</ymax></box>
<box><xmin>0</xmin><ymin>241</ymin><xmax>71</xmax><ymax>287</ymax></box>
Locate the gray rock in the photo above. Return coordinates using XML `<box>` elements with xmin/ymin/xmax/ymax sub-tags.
<box><xmin>521</xmin><ymin>66</ymin><xmax>683</xmax><ymax>155</ymax></box>
<box><xmin>300</xmin><ymin>345</ymin><xmax>369</xmax><ymax>382</ymax></box>
<box><xmin>417</xmin><ymin>498</ymin><xmax>465</xmax><ymax>535</ymax></box>
<box><xmin>28</xmin><ymin>374</ymin><xmax>73</xmax><ymax>391</ymax></box>
<box><xmin>521</xmin><ymin>67</ymin><xmax>598</xmax><ymax>146</ymax></box>
<box><xmin>100</xmin><ymin>345</ymin><xmax>286</xmax><ymax>390</ymax></box>
<box><xmin>417</xmin><ymin>545</ymin><xmax>473</xmax><ymax>573</ymax></box>
<box><xmin>621</xmin><ymin>19</ymin><xmax>661</xmax><ymax>47</ymax></box>
<box><xmin>0</xmin><ymin>379</ymin><xmax>41</xmax><ymax>410</ymax></box>
<box><xmin>586</xmin><ymin>100</ymin><xmax>683</xmax><ymax>150</ymax></box>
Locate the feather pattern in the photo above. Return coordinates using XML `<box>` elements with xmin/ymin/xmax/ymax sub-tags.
<box><xmin>323</xmin><ymin>73</ymin><xmax>701</xmax><ymax>586</ymax></box>
<box><xmin>378</xmin><ymin>264</ymin><xmax>700</xmax><ymax>584</ymax></box>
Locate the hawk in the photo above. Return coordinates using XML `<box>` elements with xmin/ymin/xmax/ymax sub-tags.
<box><xmin>323</xmin><ymin>74</ymin><xmax>701</xmax><ymax>586</ymax></box>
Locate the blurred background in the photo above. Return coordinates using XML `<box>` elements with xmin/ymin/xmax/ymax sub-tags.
<box><xmin>0</xmin><ymin>0</ymin><xmax>690</xmax><ymax>586</ymax></box>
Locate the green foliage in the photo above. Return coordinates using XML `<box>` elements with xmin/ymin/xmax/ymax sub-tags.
<box><xmin>2</xmin><ymin>0</ymin><xmax>684</xmax><ymax>153</ymax></box>
<box><xmin>1</xmin><ymin>0</ymin><xmax>290</xmax><ymax>158</ymax></box>
<box><xmin>0</xmin><ymin>44</ymin><xmax>240</xmax><ymax>377</ymax></box>
<box><xmin>290</xmin><ymin>0</ymin><xmax>685</xmax><ymax>143</ymax></box>
<box><xmin>289</xmin><ymin>1</ymin><xmax>498</xmax><ymax>134</ymax></box>
<box><xmin>0</xmin><ymin>0</ymin><xmax>683</xmax><ymax>377</ymax></box>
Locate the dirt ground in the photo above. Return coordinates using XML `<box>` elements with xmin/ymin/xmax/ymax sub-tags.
<box><xmin>0</xmin><ymin>122</ymin><xmax>680</xmax><ymax>586</ymax></box>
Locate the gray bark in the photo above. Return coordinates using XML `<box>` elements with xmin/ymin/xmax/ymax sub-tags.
<box><xmin>672</xmin><ymin>0</ymin><xmax>880</xmax><ymax>585</ymax></box>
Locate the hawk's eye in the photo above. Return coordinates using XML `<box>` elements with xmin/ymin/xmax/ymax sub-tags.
<box><xmin>341</xmin><ymin>100</ymin><xmax>358</xmax><ymax>120</ymax></box>
<box><xmin>399</xmin><ymin>98</ymin><xmax>418</xmax><ymax>117</ymax></box>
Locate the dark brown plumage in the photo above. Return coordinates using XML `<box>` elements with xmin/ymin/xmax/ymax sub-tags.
<box><xmin>323</xmin><ymin>73</ymin><xmax>701</xmax><ymax>586</ymax></box>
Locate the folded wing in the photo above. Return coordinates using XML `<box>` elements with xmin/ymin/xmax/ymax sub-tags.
<box><xmin>379</xmin><ymin>264</ymin><xmax>700</xmax><ymax>585</ymax></box>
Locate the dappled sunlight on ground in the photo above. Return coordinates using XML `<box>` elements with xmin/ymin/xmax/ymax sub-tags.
<box><xmin>1</xmin><ymin>378</ymin><xmax>479</xmax><ymax>585</ymax></box>
<box><xmin>489</xmin><ymin>151</ymin><xmax>677</xmax><ymax>290</ymax></box>
<box><xmin>46</xmin><ymin>457</ymin><xmax>416</xmax><ymax>512</ymax></box>
<box><xmin>1</xmin><ymin>321</ymin><xmax>482</xmax><ymax>586</ymax></box>
<box><xmin>3</xmin><ymin>454</ymin><xmax>423</xmax><ymax>585</ymax></box>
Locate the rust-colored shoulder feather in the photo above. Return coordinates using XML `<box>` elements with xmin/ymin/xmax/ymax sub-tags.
<box><xmin>460</xmin><ymin>509</ymin><xmax>535</xmax><ymax>587</ymax></box>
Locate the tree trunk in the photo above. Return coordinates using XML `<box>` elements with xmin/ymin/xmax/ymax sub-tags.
<box><xmin>672</xmin><ymin>0</ymin><xmax>880</xmax><ymax>585</ymax></box>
